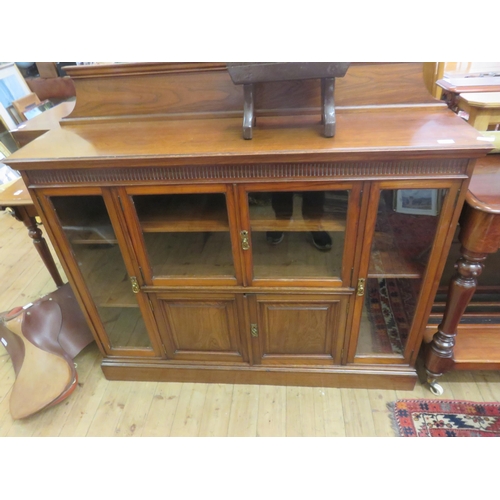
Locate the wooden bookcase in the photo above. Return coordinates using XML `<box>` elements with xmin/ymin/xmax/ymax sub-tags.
<box><xmin>4</xmin><ymin>62</ymin><xmax>491</xmax><ymax>390</ymax></box>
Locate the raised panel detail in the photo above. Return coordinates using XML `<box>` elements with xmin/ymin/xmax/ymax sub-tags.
<box><xmin>254</xmin><ymin>295</ymin><xmax>347</xmax><ymax>366</ymax></box>
<box><xmin>167</xmin><ymin>302</ymin><xmax>233</xmax><ymax>352</ymax></box>
<box><xmin>263</xmin><ymin>305</ymin><xmax>331</xmax><ymax>355</ymax></box>
<box><xmin>158</xmin><ymin>294</ymin><xmax>247</xmax><ymax>363</ymax></box>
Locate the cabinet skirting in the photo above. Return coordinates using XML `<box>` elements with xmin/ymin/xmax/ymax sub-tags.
<box><xmin>101</xmin><ymin>359</ymin><xmax>417</xmax><ymax>390</ymax></box>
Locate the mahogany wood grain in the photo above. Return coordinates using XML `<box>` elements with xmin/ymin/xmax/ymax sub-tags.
<box><xmin>7</xmin><ymin>108</ymin><xmax>491</xmax><ymax>172</ymax></box>
<box><xmin>156</xmin><ymin>292</ymin><xmax>247</xmax><ymax>364</ymax></box>
<box><xmin>61</xmin><ymin>62</ymin><xmax>438</xmax><ymax>124</ymax></box>
<box><xmin>4</xmin><ymin>63</ymin><xmax>492</xmax><ymax>390</ymax></box>
<box><xmin>250</xmin><ymin>294</ymin><xmax>347</xmax><ymax>366</ymax></box>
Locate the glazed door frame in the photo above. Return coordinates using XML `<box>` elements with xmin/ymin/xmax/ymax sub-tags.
<box><xmin>347</xmin><ymin>179</ymin><xmax>463</xmax><ymax>365</ymax></box>
<box><xmin>35</xmin><ymin>186</ymin><xmax>164</xmax><ymax>358</ymax></box>
<box><xmin>118</xmin><ymin>184</ymin><xmax>244</xmax><ymax>287</ymax></box>
<box><xmin>237</xmin><ymin>180</ymin><xmax>362</xmax><ymax>288</ymax></box>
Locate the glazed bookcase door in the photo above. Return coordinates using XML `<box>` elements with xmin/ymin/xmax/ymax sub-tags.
<box><xmin>119</xmin><ymin>185</ymin><xmax>243</xmax><ymax>286</ymax></box>
<box><xmin>37</xmin><ymin>188</ymin><xmax>162</xmax><ymax>357</ymax></box>
<box><xmin>247</xmin><ymin>294</ymin><xmax>348</xmax><ymax>366</ymax></box>
<box><xmin>238</xmin><ymin>182</ymin><xmax>361</xmax><ymax>287</ymax></box>
<box><xmin>348</xmin><ymin>180</ymin><xmax>461</xmax><ymax>364</ymax></box>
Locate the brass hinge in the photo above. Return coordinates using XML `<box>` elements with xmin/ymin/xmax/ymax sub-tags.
<box><xmin>240</xmin><ymin>230</ymin><xmax>250</xmax><ymax>250</ymax></box>
<box><xmin>250</xmin><ymin>323</ymin><xmax>258</xmax><ymax>337</ymax></box>
<box><xmin>130</xmin><ymin>276</ymin><xmax>140</xmax><ymax>294</ymax></box>
<box><xmin>356</xmin><ymin>278</ymin><xmax>365</xmax><ymax>297</ymax></box>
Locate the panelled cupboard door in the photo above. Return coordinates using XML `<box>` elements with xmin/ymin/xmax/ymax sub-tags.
<box><xmin>36</xmin><ymin>188</ymin><xmax>163</xmax><ymax>357</ymax></box>
<box><xmin>237</xmin><ymin>182</ymin><xmax>362</xmax><ymax>288</ymax></box>
<box><xmin>247</xmin><ymin>294</ymin><xmax>349</xmax><ymax>366</ymax></box>
<box><xmin>154</xmin><ymin>293</ymin><xmax>249</xmax><ymax>364</ymax></box>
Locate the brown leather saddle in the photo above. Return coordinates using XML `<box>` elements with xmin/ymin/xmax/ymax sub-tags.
<box><xmin>0</xmin><ymin>284</ymin><xmax>95</xmax><ymax>419</ymax></box>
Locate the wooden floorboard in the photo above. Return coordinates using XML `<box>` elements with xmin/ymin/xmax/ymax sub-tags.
<box><xmin>1</xmin><ymin>210</ymin><xmax>500</xmax><ymax>437</ymax></box>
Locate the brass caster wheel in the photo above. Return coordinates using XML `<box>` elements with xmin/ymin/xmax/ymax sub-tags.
<box><xmin>429</xmin><ymin>382</ymin><xmax>444</xmax><ymax>396</ymax></box>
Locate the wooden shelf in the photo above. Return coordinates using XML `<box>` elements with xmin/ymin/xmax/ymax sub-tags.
<box><xmin>143</xmin><ymin>231</ymin><xmax>235</xmax><ymax>277</ymax></box>
<box><xmin>135</xmin><ymin>194</ymin><xmax>229</xmax><ymax>233</ymax></box>
<box><xmin>368</xmin><ymin>231</ymin><xmax>425</xmax><ymax>279</ymax></box>
<box><xmin>252</xmin><ymin>232</ymin><xmax>344</xmax><ymax>279</ymax></box>
<box><xmin>454</xmin><ymin>329</ymin><xmax>500</xmax><ymax>366</ymax></box>
<box><xmin>251</xmin><ymin>213</ymin><xmax>346</xmax><ymax>232</ymax></box>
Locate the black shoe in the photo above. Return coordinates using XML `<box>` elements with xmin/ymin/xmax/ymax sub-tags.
<box><xmin>311</xmin><ymin>231</ymin><xmax>332</xmax><ymax>251</ymax></box>
<box><xmin>266</xmin><ymin>231</ymin><xmax>284</xmax><ymax>245</ymax></box>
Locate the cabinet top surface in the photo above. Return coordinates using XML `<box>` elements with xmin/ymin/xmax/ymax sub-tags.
<box><xmin>6</xmin><ymin>106</ymin><xmax>492</xmax><ymax>169</ymax></box>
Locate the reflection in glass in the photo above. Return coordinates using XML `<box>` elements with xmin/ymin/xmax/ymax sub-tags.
<box><xmin>249</xmin><ymin>190</ymin><xmax>348</xmax><ymax>279</ymax></box>
<box><xmin>51</xmin><ymin>195</ymin><xmax>152</xmax><ymax>349</ymax></box>
<box><xmin>133</xmin><ymin>194</ymin><xmax>235</xmax><ymax>278</ymax></box>
<box><xmin>356</xmin><ymin>188</ymin><xmax>446</xmax><ymax>356</ymax></box>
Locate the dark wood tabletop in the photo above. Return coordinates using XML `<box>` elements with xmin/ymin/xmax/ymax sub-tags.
<box><xmin>437</xmin><ymin>76</ymin><xmax>500</xmax><ymax>94</ymax></box>
<box><xmin>467</xmin><ymin>154</ymin><xmax>500</xmax><ymax>214</ymax></box>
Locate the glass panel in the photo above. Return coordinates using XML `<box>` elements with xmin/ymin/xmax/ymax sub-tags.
<box><xmin>51</xmin><ymin>195</ymin><xmax>152</xmax><ymax>349</ymax></box>
<box><xmin>133</xmin><ymin>194</ymin><xmax>235</xmax><ymax>278</ymax></box>
<box><xmin>357</xmin><ymin>188</ymin><xmax>446</xmax><ymax>356</ymax></box>
<box><xmin>248</xmin><ymin>190</ymin><xmax>348</xmax><ymax>279</ymax></box>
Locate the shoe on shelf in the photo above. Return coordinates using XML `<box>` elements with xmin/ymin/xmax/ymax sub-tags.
<box><xmin>266</xmin><ymin>231</ymin><xmax>284</xmax><ymax>245</ymax></box>
<box><xmin>311</xmin><ymin>231</ymin><xmax>332</xmax><ymax>251</ymax></box>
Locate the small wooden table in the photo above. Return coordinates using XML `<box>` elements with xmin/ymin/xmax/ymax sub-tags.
<box><xmin>425</xmin><ymin>154</ymin><xmax>500</xmax><ymax>394</ymax></box>
<box><xmin>0</xmin><ymin>177</ymin><xmax>64</xmax><ymax>287</ymax></box>
<box><xmin>437</xmin><ymin>76</ymin><xmax>500</xmax><ymax>110</ymax></box>
<box><xmin>457</xmin><ymin>92</ymin><xmax>500</xmax><ymax>131</ymax></box>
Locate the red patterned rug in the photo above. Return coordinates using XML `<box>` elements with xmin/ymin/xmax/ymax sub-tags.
<box><xmin>388</xmin><ymin>400</ymin><xmax>500</xmax><ymax>436</ymax></box>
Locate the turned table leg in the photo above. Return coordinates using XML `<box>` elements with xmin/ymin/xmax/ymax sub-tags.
<box><xmin>425</xmin><ymin>247</ymin><xmax>486</xmax><ymax>394</ymax></box>
<box><xmin>12</xmin><ymin>206</ymin><xmax>65</xmax><ymax>288</ymax></box>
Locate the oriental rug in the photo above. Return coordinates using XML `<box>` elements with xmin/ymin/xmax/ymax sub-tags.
<box><xmin>388</xmin><ymin>399</ymin><xmax>500</xmax><ymax>437</ymax></box>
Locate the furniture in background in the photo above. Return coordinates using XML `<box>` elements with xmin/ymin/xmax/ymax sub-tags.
<box><xmin>457</xmin><ymin>92</ymin><xmax>500</xmax><ymax>131</ymax></box>
<box><xmin>4</xmin><ymin>62</ymin><xmax>490</xmax><ymax>390</ymax></box>
<box><xmin>12</xmin><ymin>93</ymin><xmax>41</xmax><ymax>121</ymax></box>
<box><xmin>0</xmin><ymin>177</ymin><xmax>64</xmax><ymax>287</ymax></box>
<box><xmin>425</xmin><ymin>154</ymin><xmax>500</xmax><ymax>394</ymax></box>
<box><xmin>11</xmin><ymin>99</ymin><xmax>75</xmax><ymax>147</ymax></box>
<box><xmin>437</xmin><ymin>76</ymin><xmax>500</xmax><ymax>111</ymax></box>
